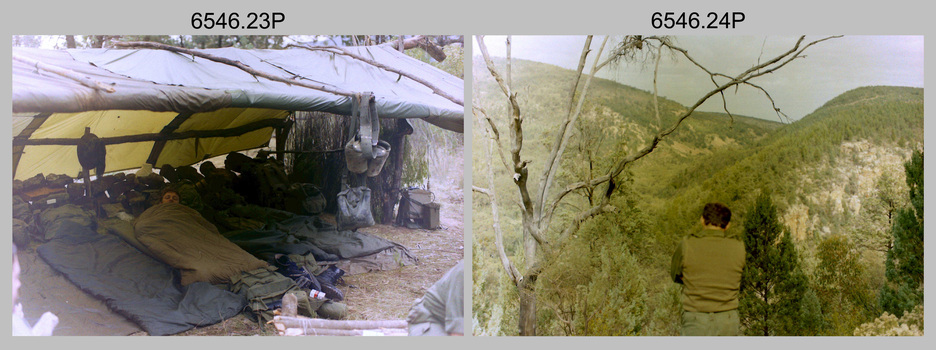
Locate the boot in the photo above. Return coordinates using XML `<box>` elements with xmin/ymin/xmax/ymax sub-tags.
<box><xmin>273</xmin><ymin>255</ymin><xmax>321</xmax><ymax>291</ymax></box>
<box><xmin>315</xmin><ymin>265</ymin><xmax>346</xmax><ymax>301</ymax></box>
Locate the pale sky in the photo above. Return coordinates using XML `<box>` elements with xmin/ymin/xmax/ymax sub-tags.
<box><xmin>474</xmin><ymin>35</ymin><xmax>924</xmax><ymax>122</ymax></box>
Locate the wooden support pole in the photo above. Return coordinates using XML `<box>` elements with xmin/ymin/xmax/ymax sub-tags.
<box><xmin>273</xmin><ymin>316</ymin><xmax>407</xmax><ymax>330</ymax></box>
<box><xmin>280</xmin><ymin>327</ymin><xmax>407</xmax><ymax>336</ymax></box>
<box><xmin>275</xmin><ymin>118</ymin><xmax>294</xmax><ymax>163</ymax></box>
<box><xmin>13</xmin><ymin>118</ymin><xmax>289</xmax><ymax>147</ymax></box>
<box><xmin>13</xmin><ymin>54</ymin><xmax>116</xmax><ymax>93</ymax></box>
<box><xmin>12</xmin><ymin>113</ymin><xmax>52</xmax><ymax>179</ymax></box>
<box><xmin>146</xmin><ymin>112</ymin><xmax>194</xmax><ymax>166</ymax></box>
<box><xmin>272</xmin><ymin>316</ymin><xmax>409</xmax><ymax>336</ymax></box>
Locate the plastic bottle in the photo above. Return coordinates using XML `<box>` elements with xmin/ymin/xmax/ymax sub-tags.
<box><xmin>309</xmin><ymin>289</ymin><xmax>327</xmax><ymax>300</ymax></box>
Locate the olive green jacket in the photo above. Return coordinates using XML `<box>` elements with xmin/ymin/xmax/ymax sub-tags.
<box><xmin>671</xmin><ymin>228</ymin><xmax>745</xmax><ymax>312</ymax></box>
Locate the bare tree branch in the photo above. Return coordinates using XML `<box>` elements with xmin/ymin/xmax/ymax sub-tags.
<box><xmin>472</xmin><ymin>186</ymin><xmax>490</xmax><ymax>193</ymax></box>
<box><xmin>544</xmin><ymin>35</ymin><xmax>841</xmax><ymax>223</ymax></box>
<box><xmin>289</xmin><ymin>44</ymin><xmax>464</xmax><ymax>106</ymax></box>
<box><xmin>535</xmin><ymin>35</ymin><xmax>595</xmax><ymax>221</ymax></box>
<box><xmin>384</xmin><ymin>35</ymin><xmax>463</xmax><ymax>62</ymax></box>
<box><xmin>13</xmin><ymin>54</ymin><xmax>116</xmax><ymax>93</ymax></box>
<box><xmin>551</xmin><ymin>156</ymin><xmax>618</xmax><ymax>251</ymax></box>
<box><xmin>477</xmin><ymin>36</ymin><xmax>536</xmax><ymax>236</ymax></box>
<box><xmin>114</xmin><ymin>41</ymin><xmax>355</xmax><ymax>97</ymax></box>
<box><xmin>476</xmin><ymin>36</ymin><xmax>514</xmax><ymax>104</ymax></box>
<box><xmin>506</xmin><ymin>36</ymin><xmax>512</xmax><ymax>90</ymax></box>
<box><xmin>473</xmin><ymin>183</ymin><xmax>522</xmax><ymax>285</ymax></box>
<box><xmin>652</xmin><ymin>44</ymin><xmax>662</xmax><ymax>125</ymax></box>
<box><xmin>472</xmin><ymin>104</ymin><xmax>512</xmax><ymax>173</ymax></box>
<box><xmin>473</xmin><ymin>105</ymin><xmax>533</xmax><ymax>234</ymax></box>
<box><xmin>542</xmin><ymin>36</ymin><xmax>666</xmax><ymax>233</ymax></box>
<box><xmin>536</xmin><ymin>36</ymin><xmax>610</xmax><ymax>232</ymax></box>
<box><xmin>741</xmin><ymin>80</ymin><xmax>790</xmax><ymax>122</ymax></box>
<box><xmin>566</xmin><ymin>36</ymin><xmax>593</xmax><ymax>118</ymax></box>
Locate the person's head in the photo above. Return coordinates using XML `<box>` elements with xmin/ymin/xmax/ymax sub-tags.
<box><xmin>701</xmin><ymin>202</ymin><xmax>731</xmax><ymax>229</ymax></box>
<box><xmin>160</xmin><ymin>187</ymin><xmax>180</xmax><ymax>204</ymax></box>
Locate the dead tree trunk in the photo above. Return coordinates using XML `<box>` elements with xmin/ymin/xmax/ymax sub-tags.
<box><xmin>518</xmin><ymin>274</ymin><xmax>538</xmax><ymax>336</ymax></box>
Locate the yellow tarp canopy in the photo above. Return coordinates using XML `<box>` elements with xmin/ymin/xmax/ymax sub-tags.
<box><xmin>12</xmin><ymin>46</ymin><xmax>463</xmax><ymax>180</ymax></box>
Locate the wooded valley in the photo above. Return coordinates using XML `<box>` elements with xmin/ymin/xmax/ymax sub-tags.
<box><xmin>471</xmin><ymin>54</ymin><xmax>923</xmax><ymax>336</ymax></box>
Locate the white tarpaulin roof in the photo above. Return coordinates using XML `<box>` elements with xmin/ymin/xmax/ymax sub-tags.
<box><xmin>12</xmin><ymin>45</ymin><xmax>464</xmax><ymax>180</ymax></box>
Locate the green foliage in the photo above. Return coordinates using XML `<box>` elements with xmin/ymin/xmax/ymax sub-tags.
<box><xmin>537</xmin><ymin>183</ymin><xmax>653</xmax><ymax>336</ymax></box>
<box><xmin>438</xmin><ymin>44</ymin><xmax>465</xmax><ymax>78</ymax></box>
<box><xmin>648</xmin><ymin>85</ymin><xmax>922</xmax><ymax>263</ymax></box>
<box><xmin>408</xmin><ymin>43</ymin><xmax>464</xmax><ymax>78</ymax></box>
<box><xmin>667</xmin><ymin>87</ymin><xmax>921</xmax><ymax>189</ymax></box>
<box><xmin>400</xmin><ymin>119</ymin><xmax>464</xmax><ymax>194</ymax></box>
<box><xmin>814</xmin><ymin>235</ymin><xmax>879</xmax><ymax>335</ymax></box>
<box><xmin>881</xmin><ymin>150</ymin><xmax>924</xmax><ymax>317</ymax></box>
<box><xmin>854</xmin><ymin>304</ymin><xmax>924</xmax><ymax>336</ymax></box>
<box><xmin>400</xmin><ymin>134</ymin><xmax>430</xmax><ymax>187</ymax></box>
<box><xmin>739</xmin><ymin>193</ymin><xmax>818</xmax><ymax>335</ymax></box>
<box><xmin>796</xmin><ymin>287</ymin><xmax>826</xmax><ymax>335</ymax></box>
<box><xmin>644</xmin><ymin>283</ymin><xmax>684</xmax><ymax>336</ymax></box>
<box><xmin>472</xmin><ymin>237</ymin><xmax>521</xmax><ymax>336</ymax></box>
<box><xmin>399</xmin><ymin>41</ymin><xmax>463</xmax><ymax>188</ymax></box>
<box><xmin>852</xmin><ymin>171</ymin><xmax>908</xmax><ymax>253</ymax></box>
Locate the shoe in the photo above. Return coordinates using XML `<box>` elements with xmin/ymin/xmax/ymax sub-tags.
<box><xmin>273</xmin><ymin>255</ymin><xmax>321</xmax><ymax>291</ymax></box>
<box><xmin>315</xmin><ymin>265</ymin><xmax>345</xmax><ymax>301</ymax></box>
<box><xmin>315</xmin><ymin>265</ymin><xmax>345</xmax><ymax>286</ymax></box>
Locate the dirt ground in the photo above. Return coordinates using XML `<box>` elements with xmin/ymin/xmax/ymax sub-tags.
<box><xmin>170</xmin><ymin>181</ymin><xmax>464</xmax><ymax>336</ymax></box>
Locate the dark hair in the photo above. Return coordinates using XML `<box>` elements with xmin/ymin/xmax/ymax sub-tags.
<box><xmin>702</xmin><ymin>202</ymin><xmax>731</xmax><ymax>229</ymax></box>
<box><xmin>160</xmin><ymin>186</ymin><xmax>180</xmax><ymax>198</ymax></box>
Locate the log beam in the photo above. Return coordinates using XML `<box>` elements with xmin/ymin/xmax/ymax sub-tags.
<box><xmin>13</xmin><ymin>118</ymin><xmax>289</xmax><ymax>147</ymax></box>
<box><xmin>273</xmin><ymin>316</ymin><xmax>407</xmax><ymax>330</ymax></box>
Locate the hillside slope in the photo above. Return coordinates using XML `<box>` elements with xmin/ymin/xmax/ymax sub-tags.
<box><xmin>649</xmin><ymin>85</ymin><xmax>923</xmax><ymax>246</ymax></box>
<box><xmin>472</xmin><ymin>57</ymin><xmax>783</xmax><ymax>198</ymax></box>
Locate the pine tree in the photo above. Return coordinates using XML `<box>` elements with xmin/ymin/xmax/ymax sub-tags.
<box><xmin>814</xmin><ymin>234</ymin><xmax>876</xmax><ymax>335</ymax></box>
<box><xmin>739</xmin><ymin>192</ymin><xmax>818</xmax><ymax>335</ymax></box>
<box><xmin>880</xmin><ymin>149</ymin><xmax>924</xmax><ymax>316</ymax></box>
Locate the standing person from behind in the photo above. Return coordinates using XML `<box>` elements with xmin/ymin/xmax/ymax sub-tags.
<box><xmin>671</xmin><ymin>202</ymin><xmax>745</xmax><ymax>336</ymax></box>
